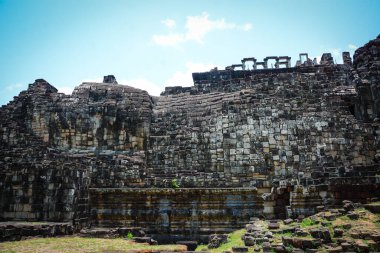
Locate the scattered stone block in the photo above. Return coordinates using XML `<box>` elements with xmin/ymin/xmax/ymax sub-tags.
<box><xmin>309</xmin><ymin>228</ymin><xmax>332</xmax><ymax>243</ymax></box>
<box><xmin>208</xmin><ymin>234</ymin><xmax>228</xmax><ymax>249</ymax></box>
<box><xmin>283</xmin><ymin>218</ymin><xmax>293</xmax><ymax>225</ymax></box>
<box><xmin>268</xmin><ymin>221</ymin><xmax>280</xmax><ymax>230</ymax></box>
<box><xmin>176</xmin><ymin>241</ymin><xmax>198</xmax><ymax>251</ymax></box>
<box><xmin>231</xmin><ymin>246</ymin><xmax>248</xmax><ymax>253</ymax></box>
<box><xmin>333</xmin><ymin>228</ymin><xmax>344</xmax><ymax>238</ymax></box>
<box><xmin>347</xmin><ymin>212</ymin><xmax>359</xmax><ymax>220</ymax></box>
<box><xmin>243</xmin><ymin>235</ymin><xmax>255</xmax><ymax>246</ymax></box>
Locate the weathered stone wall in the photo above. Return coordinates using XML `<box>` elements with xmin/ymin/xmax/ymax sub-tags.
<box><xmin>353</xmin><ymin>35</ymin><xmax>380</xmax><ymax>122</ymax></box>
<box><xmin>0</xmin><ymin>148</ymin><xmax>89</xmax><ymax>227</ymax></box>
<box><xmin>0</xmin><ymin>79</ymin><xmax>153</xmax><ymax>225</ymax></box>
<box><xmin>149</xmin><ymin>65</ymin><xmax>376</xmax><ymax>190</ymax></box>
<box><xmin>90</xmin><ymin>188</ymin><xmax>263</xmax><ymax>242</ymax></box>
<box><xmin>0</xmin><ymin>36</ymin><xmax>380</xmax><ymax>237</ymax></box>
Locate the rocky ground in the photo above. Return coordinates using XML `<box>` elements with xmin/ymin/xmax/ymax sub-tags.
<box><xmin>198</xmin><ymin>201</ymin><xmax>380</xmax><ymax>253</ymax></box>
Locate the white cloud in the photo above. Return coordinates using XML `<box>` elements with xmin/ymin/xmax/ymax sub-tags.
<box><xmin>6</xmin><ymin>83</ymin><xmax>25</xmax><ymax>91</ymax></box>
<box><xmin>152</xmin><ymin>12</ymin><xmax>253</xmax><ymax>46</ymax></box>
<box><xmin>161</xmin><ymin>19</ymin><xmax>176</xmax><ymax>28</ymax></box>
<box><xmin>165</xmin><ymin>62</ymin><xmax>220</xmax><ymax>87</ymax></box>
<box><xmin>348</xmin><ymin>44</ymin><xmax>358</xmax><ymax>50</ymax></box>
<box><xmin>184</xmin><ymin>12</ymin><xmax>236</xmax><ymax>43</ymax></box>
<box><xmin>121</xmin><ymin>78</ymin><xmax>163</xmax><ymax>96</ymax></box>
<box><xmin>239</xmin><ymin>23</ymin><xmax>253</xmax><ymax>31</ymax></box>
<box><xmin>152</xmin><ymin>33</ymin><xmax>185</xmax><ymax>46</ymax></box>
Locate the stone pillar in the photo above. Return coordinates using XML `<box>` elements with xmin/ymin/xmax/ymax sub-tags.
<box><xmin>342</xmin><ymin>52</ymin><xmax>352</xmax><ymax>66</ymax></box>
<box><xmin>275</xmin><ymin>59</ymin><xmax>279</xmax><ymax>69</ymax></box>
<box><xmin>241</xmin><ymin>60</ymin><xmax>246</xmax><ymax>70</ymax></box>
<box><xmin>103</xmin><ymin>75</ymin><xmax>118</xmax><ymax>84</ymax></box>
<box><xmin>320</xmin><ymin>53</ymin><xmax>334</xmax><ymax>65</ymax></box>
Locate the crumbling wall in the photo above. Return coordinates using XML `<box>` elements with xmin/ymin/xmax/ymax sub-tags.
<box><xmin>0</xmin><ymin>151</ymin><xmax>89</xmax><ymax>227</ymax></box>
<box><xmin>0</xmin><ymin>79</ymin><xmax>154</xmax><ymax>226</ymax></box>
<box><xmin>1</xmin><ymin>36</ymin><xmax>380</xmax><ymax>233</ymax></box>
<box><xmin>24</xmin><ymin>80</ymin><xmax>152</xmax><ymax>152</ymax></box>
<box><xmin>149</xmin><ymin>66</ymin><xmax>376</xmax><ymax>190</ymax></box>
<box><xmin>353</xmin><ymin>35</ymin><xmax>380</xmax><ymax>122</ymax></box>
<box><xmin>90</xmin><ymin>188</ymin><xmax>263</xmax><ymax>242</ymax></box>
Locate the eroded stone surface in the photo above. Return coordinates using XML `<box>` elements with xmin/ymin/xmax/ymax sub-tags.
<box><xmin>0</xmin><ymin>35</ymin><xmax>380</xmax><ymax>241</ymax></box>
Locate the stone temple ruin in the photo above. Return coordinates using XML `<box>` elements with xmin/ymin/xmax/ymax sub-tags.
<box><xmin>1</xmin><ymin>35</ymin><xmax>380</xmax><ymax>243</ymax></box>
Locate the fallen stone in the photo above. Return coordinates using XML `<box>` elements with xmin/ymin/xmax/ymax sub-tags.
<box><xmin>355</xmin><ymin>242</ymin><xmax>369</xmax><ymax>252</ymax></box>
<box><xmin>282</xmin><ymin>236</ymin><xmax>321</xmax><ymax>250</ymax></box>
<box><xmin>370</xmin><ymin>233</ymin><xmax>380</xmax><ymax>241</ymax></box>
<box><xmin>343</xmin><ymin>202</ymin><xmax>355</xmax><ymax>212</ymax></box>
<box><xmin>333</xmin><ymin>228</ymin><xmax>344</xmax><ymax>237</ymax></box>
<box><xmin>176</xmin><ymin>241</ymin><xmax>198</xmax><ymax>251</ymax></box>
<box><xmin>133</xmin><ymin>236</ymin><xmax>157</xmax><ymax>245</ymax></box>
<box><xmin>117</xmin><ymin>227</ymin><xmax>145</xmax><ymax>237</ymax></box>
<box><xmin>295</xmin><ymin>228</ymin><xmax>309</xmax><ymax>237</ymax></box>
<box><xmin>347</xmin><ymin>212</ymin><xmax>359</xmax><ymax>220</ymax></box>
<box><xmin>273</xmin><ymin>245</ymin><xmax>287</xmax><ymax>253</ymax></box>
<box><xmin>309</xmin><ymin>228</ymin><xmax>332</xmax><ymax>243</ymax></box>
<box><xmin>316</xmin><ymin>205</ymin><xmax>325</xmax><ymax>212</ymax></box>
<box><xmin>254</xmin><ymin>237</ymin><xmax>270</xmax><ymax>243</ymax></box>
<box><xmin>325</xmin><ymin>213</ymin><xmax>337</xmax><ymax>221</ymax></box>
<box><xmin>340</xmin><ymin>242</ymin><xmax>353</xmax><ymax>251</ymax></box>
<box><xmin>268</xmin><ymin>221</ymin><xmax>280</xmax><ymax>230</ymax></box>
<box><xmin>326</xmin><ymin>245</ymin><xmax>343</xmax><ymax>253</ymax></box>
<box><xmin>342</xmin><ymin>223</ymin><xmax>352</xmax><ymax>229</ymax></box>
<box><xmin>262</xmin><ymin>242</ymin><xmax>272</xmax><ymax>252</ymax></box>
<box><xmin>231</xmin><ymin>246</ymin><xmax>248</xmax><ymax>253</ymax></box>
<box><xmin>243</xmin><ymin>235</ymin><xmax>255</xmax><ymax>246</ymax></box>
<box><xmin>208</xmin><ymin>234</ymin><xmax>228</xmax><ymax>249</ymax></box>
<box><xmin>283</xmin><ymin>218</ymin><xmax>293</xmax><ymax>225</ymax></box>
<box><xmin>264</xmin><ymin>231</ymin><xmax>273</xmax><ymax>238</ymax></box>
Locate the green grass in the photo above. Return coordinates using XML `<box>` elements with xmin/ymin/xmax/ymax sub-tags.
<box><xmin>338</xmin><ymin>215</ymin><xmax>350</xmax><ymax>221</ymax></box>
<box><xmin>195</xmin><ymin>229</ymin><xmax>246</xmax><ymax>253</ymax></box>
<box><xmin>0</xmin><ymin>236</ymin><xmax>185</xmax><ymax>253</ymax></box>
<box><xmin>300</xmin><ymin>218</ymin><xmax>317</xmax><ymax>228</ymax></box>
<box><xmin>280</xmin><ymin>231</ymin><xmax>293</xmax><ymax>237</ymax></box>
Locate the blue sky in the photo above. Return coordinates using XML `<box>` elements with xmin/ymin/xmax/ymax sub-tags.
<box><xmin>0</xmin><ymin>0</ymin><xmax>379</xmax><ymax>105</ymax></box>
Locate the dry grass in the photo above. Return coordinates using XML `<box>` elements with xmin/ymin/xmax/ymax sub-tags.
<box><xmin>0</xmin><ymin>236</ymin><xmax>186</xmax><ymax>253</ymax></box>
<box><xmin>335</xmin><ymin>208</ymin><xmax>379</xmax><ymax>231</ymax></box>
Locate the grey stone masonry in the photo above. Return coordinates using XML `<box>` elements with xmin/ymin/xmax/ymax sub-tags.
<box><xmin>0</xmin><ymin>35</ymin><xmax>380</xmax><ymax>237</ymax></box>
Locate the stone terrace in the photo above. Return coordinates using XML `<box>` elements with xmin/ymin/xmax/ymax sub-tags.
<box><xmin>0</xmin><ymin>36</ymin><xmax>380</xmax><ymax>242</ymax></box>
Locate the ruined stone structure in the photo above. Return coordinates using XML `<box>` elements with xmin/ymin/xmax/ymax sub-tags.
<box><xmin>1</xmin><ymin>36</ymin><xmax>380</xmax><ymax>242</ymax></box>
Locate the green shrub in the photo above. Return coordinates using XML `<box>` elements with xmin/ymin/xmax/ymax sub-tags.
<box><xmin>127</xmin><ymin>232</ymin><xmax>133</xmax><ymax>239</ymax></box>
<box><xmin>171</xmin><ymin>179</ymin><xmax>180</xmax><ymax>188</ymax></box>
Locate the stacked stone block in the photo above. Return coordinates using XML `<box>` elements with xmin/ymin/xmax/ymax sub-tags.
<box><xmin>0</xmin><ymin>35</ymin><xmax>380</xmax><ymax>238</ymax></box>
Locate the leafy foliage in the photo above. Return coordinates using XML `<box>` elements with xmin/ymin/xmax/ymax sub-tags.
<box><xmin>170</xmin><ymin>179</ymin><xmax>180</xmax><ymax>188</ymax></box>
